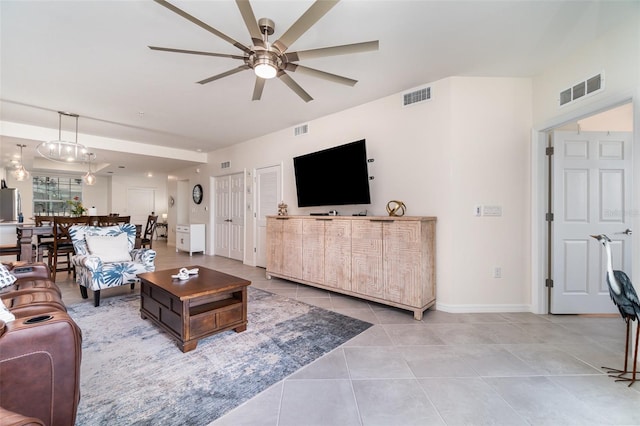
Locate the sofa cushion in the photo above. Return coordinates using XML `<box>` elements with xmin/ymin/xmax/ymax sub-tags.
<box><xmin>85</xmin><ymin>233</ymin><xmax>130</xmax><ymax>263</ymax></box>
<box><xmin>0</xmin><ymin>264</ymin><xmax>17</xmax><ymax>289</ymax></box>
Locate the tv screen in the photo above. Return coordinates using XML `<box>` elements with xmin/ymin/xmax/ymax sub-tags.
<box><xmin>294</xmin><ymin>139</ymin><xmax>371</xmax><ymax>207</ymax></box>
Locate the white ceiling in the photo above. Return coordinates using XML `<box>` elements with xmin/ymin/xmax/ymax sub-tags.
<box><xmin>1</xmin><ymin>0</ymin><xmax>637</xmax><ymax>177</ymax></box>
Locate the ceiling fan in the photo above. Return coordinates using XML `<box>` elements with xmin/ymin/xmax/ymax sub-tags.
<box><xmin>149</xmin><ymin>0</ymin><xmax>379</xmax><ymax>102</ymax></box>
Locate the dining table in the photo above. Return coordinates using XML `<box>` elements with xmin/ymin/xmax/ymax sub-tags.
<box><xmin>16</xmin><ymin>222</ymin><xmax>143</xmax><ymax>263</ymax></box>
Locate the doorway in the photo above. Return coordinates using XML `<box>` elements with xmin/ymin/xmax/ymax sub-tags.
<box><xmin>127</xmin><ymin>188</ymin><xmax>155</xmax><ymax>225</ymax></box>
<box><xmin>213</xmin><ymin>173</ymin><xmax>244</xmax><ymax>261</ymax></box>
<box><xmin>538</xmin><ymin>102</ymin><xmax>635</xmax><ymax>314</ymax></box>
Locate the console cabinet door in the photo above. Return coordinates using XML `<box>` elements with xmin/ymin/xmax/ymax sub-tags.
<box><xmin>266</xmin><ymin>217</ymin><xmax>284</xmax><ymax>274</ymax></box>
<box><xmin>324</xmin><ymin>219</ymin><xmax>352</xmax><ymax>291</ymax></box>
<box><xmin>281</xmin><ymin>218</ymin><xmax>303</xmax><ymax>279</ymax></box>
<box><xmin>267</xmin><ymin>217</ymin><xmax>303</xmax><ymax>279</ymax></box>
<box><xmin>384</xmin><ymin>220</ymin><xmax>423</xmax><ymax>305</ymax></box>
<box><xmin>302</xmin><ymin>219</ymin><xmax>325</xmax><ymax>283</ymax></box>
<box><xmin>352</xmin><ymin>220</ymin><xmax>384</xmax><ymax>298</ymax></box>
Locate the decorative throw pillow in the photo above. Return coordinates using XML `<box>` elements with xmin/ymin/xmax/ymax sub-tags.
<box><xmin>0</xmin><ymin>263</ymin><xmax>17</xmax><ymax>289</ymax></box>
<box><xmin>0</xmin><ymin>298</ymin><xmax>15</xmax><ymax>323</ymax></box>
<box><xmin>85</xmin><ymin>233</ymin><xmax>130</xmax><ymax>263</ymax></box>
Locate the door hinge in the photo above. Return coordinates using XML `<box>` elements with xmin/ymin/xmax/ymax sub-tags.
<box><xmin>546</xmin><ymin>147</ymin><xmax>554</xmax><ymax>155</ymax></box>
<box><xmin>546</xmin><ymin>213</ymin><xmax>554</xmax><ymax>222</ymax></box>
<box><xmin>545</xmin><ymin>278</ymin><xmax>554</xmax><ymax>288</ymax></box>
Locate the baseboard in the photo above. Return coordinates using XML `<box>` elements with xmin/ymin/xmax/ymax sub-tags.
<box><xmin>435</xmin><ymin>302</ymin><xmax>532</xmax><ymax>313</ymax></box>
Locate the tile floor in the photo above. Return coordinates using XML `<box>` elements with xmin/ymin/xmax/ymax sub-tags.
<box><xmin>51</xmin><ymin>241</ymin><xmax>640</xmax><ymax>426</ymax></box>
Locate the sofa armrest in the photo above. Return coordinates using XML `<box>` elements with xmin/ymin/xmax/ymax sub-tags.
<box><xmin>71</xmin><ymin>255</ymin><xmax>103</xmax><ymax>273</ymax></box>
<box><xmin>3</xmin><ymin>263</ymin><xmax>50</xmax><ymax>280</ymax></box>
<box><xmin>0</xmin><ymin>406</ymin><xmax>45</xmax><ymax>426</ymax></box>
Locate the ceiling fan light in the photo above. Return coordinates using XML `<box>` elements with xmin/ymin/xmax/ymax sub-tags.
<box><xmin>254</xmin><ymin>57</ymin><xmax>277</xmax><ymax>79</ymax></box>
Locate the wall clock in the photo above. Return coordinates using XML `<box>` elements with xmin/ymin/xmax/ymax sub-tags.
<box><xmin>192</xmin><ymin>184</ymin><xmax>203</xmax><ymax>204</ymax></box>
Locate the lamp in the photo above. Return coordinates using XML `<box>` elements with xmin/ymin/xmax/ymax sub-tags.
<box><xmin>13</xmin><ymin>144</ymin><xmax>30</xmax><ymax>181</ymax></box>
<box><xmin>162</xmin><ymin>213</ymin><xmax>168</xmax><ymax>223</ymax></box>
<box><xmin>254</xmin><ymin>53</ymin><xmax>277</xmax><ymax>79</ymax></box>
<box><xmin>83</xmin><ymin>153</ymin><xmax>96</xmax><ymax>186</ymax></box>
<box><xmin>36</xmin><ymin>111</ymin><xmax>88</xmax><ymax>163</ymax></box>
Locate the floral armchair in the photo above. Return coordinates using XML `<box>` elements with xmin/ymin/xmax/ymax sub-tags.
<box><xmin>69</xmin><ymin>223</ymin><xmax>156</xmax><ymax>307</ymax></box>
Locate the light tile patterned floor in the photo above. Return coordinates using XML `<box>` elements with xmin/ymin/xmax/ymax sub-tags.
<box><xmin>52</xmin><ymin>241</ymin><xmax>640</xmax><ymax>425</ymax></box>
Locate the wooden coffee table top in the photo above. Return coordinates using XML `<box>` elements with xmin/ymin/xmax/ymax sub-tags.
<box><xmin>138</xmin><ymin>265</ymin><xmax>251</xmax><ymax>301</ymax></box>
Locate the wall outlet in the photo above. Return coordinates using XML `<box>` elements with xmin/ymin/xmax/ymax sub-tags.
<box><xmin>493</xmin><ymin>267</ymin><xmax>502</xmax><ymax>278</ymax></box>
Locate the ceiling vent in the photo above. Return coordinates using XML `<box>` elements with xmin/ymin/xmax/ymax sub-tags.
<box><xmin>403</xmin><ymin>87</ymin><xmax>431</xmax><ymax>107</ymax></box>
<box><xmin>294</xmin><ymin>124</ymin><xmax>309</xmax><ymax>136</ymax></box>
<box><xmin>559</xmin><ymin>73</ymin><xmax>604</xmax><ymax>107</ymax></box>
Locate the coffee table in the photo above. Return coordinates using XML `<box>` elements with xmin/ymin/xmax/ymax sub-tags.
<box><xmin>138</xmin><ymin>265</ymin><xmax>250</xmax><ymax>352</ymax></box>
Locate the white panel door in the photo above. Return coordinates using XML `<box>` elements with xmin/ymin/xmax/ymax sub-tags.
<box><xmin>552</xmin><ymin>131</ymin><xmax>633</xmax><ymax>313</ymax></box>
<box><xmin>256</xmin><ymin>165</ymin><xmax>281</xmax><ymax>268</ymax></box>
<box><xmin>214</xmin><ymin>176</ymin><xmax>230</xmax><ymax>256</ymax></box>
<box><xmin>127</xmin><ymin>188</ymin><xmax>155</xmax><ymax>225</ymax></box>
<box><xmin>229</xmin><ymin>173</ymin><xmax>244</xmax><ymax>261</ymax></box>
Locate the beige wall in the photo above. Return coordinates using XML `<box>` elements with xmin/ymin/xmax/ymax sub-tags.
<box><xmin>172</xmin><ymin>75</ymin><xmax>534</xmax><ymax>312</ymax></box>
<box><xmin>529</xmin><ymin>9</ymin><xmax>640</xmax><ymax>313</ymax></box>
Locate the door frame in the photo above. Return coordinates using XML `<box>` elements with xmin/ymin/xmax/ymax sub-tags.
<box><xmin>531</xmin><ymin>92</ymin><xmax>639</xmax><ymax>314</ymax></box>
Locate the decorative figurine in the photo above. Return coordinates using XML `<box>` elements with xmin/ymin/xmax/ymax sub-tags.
<box><xmin>278</xmin><ymin>201</ymin><xmax>288</xmax><ymax>216</ymax></box>
<box><xmin>386</xmin><ymin>200</ymin><xmax>406</xmax><ymax>217</ymax></box>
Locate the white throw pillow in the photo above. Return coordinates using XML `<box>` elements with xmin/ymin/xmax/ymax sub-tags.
<box><xmin>85</xmin><ymin>233</ymin><xmax>131</xmax><ymax>263</ymax></box>
<box><xmin>0</xmin><ymin>298</ymin><xmax>15</xmax><ymax>323</ymax></box>
<box><xmin>0</xmin><ymin>263</ymin><xmax>17</xmax><ymax>289</ymax></box>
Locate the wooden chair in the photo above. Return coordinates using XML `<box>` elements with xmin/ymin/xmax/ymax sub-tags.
<box><xmin>140</xmin><ymin>215</ymin><xmax>158</xmax><ymax>249</ymax></box>
<box><xmin>96</xmin><ymin>215</ymin><xmax>130</xmax><ymax>226</ymax></box>
<box><xmin>47</xmin><ymin>216</ymin><xmax>90</xmax><ymax>280</ymax></box>
<box><xmin>34</xmin><ymin>215</ymin><xmax>55</xmax><ymax>262</ymax></box>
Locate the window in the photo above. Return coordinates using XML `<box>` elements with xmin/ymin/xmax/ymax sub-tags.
<box><xmin>32</xmin><ymin>176</ymin><xmax>83</xmax><ymax>216</ymax></box>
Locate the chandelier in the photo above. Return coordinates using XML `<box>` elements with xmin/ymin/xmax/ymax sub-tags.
<box><xmin>13</xmin><ymin>144</ymin><xmax>29</xmax><ymax>181</ymax></box>
<box><xmin>36</xmin><ymin>111</ymin><xmax>88</xmax><ymax>163</ymax></box>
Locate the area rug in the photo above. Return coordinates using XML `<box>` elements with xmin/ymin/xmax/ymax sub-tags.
<box><xmin>67</xmin><ymin>287</ymin><xmax>372</xmax><ymax>425</ymax></box>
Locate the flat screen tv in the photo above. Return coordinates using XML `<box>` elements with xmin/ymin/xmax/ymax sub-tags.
<box><xmin>293</xmin><ymin>139</ymin><xmax>371</xmax><ymax>207</ymax></box>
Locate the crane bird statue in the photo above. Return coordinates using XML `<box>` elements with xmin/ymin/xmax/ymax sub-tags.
<box><xmin>591</xmin><ymin>234</ymin><xmax>640</xmax><ymax>386</ymax></box>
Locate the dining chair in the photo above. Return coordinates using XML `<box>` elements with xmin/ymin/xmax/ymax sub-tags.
<box><xmin>47</xmin><ymin>216</ymin><xmax>90</xmax><ymax>281</ymax></box>
<box><xmin>34</xmin><ymin>215</ymin><xmax>55</xmax><ymax>262</ymax></box>
<box><xmin>140</xmin><ymin>215</ymin><xmax>158</xmax><ymax>249</ymax></box>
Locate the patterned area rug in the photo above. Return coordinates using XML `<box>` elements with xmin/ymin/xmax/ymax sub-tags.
<box><xmin>67</xmin><ymin>287</ymin><xmax>372</xmax><ymax>425</ymax></box>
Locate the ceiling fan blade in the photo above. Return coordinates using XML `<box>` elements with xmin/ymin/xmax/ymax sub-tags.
<box><xmin>154</xmin><ymin>0</ymin><xmax>252</xmax><ymax>55</ymax></box>
<box><xmin>149</xmin><ymin>46</ymin><xmax>245</xmax><ymax>60</ymax></box>
<box><xmin>252</xmin><ymin>77</ymin><xmax>266</xmax><ymax>101</ymax></box>
<box><xmin>285</xmin><ymin>64</ymin><xmax>357</xmax><ymax>86</ymax></box>
<box><xmin>277</xmin><ymin>71</ymin><xmax>313</xmax><ymax>102</ymax></box>
<box><xmin>197</xmin><ymin>65</ymin><xmax>250</xmax><ymax>85</ymax></box>
<box><xmin>235</xmin><ymin>0</ymin><xmax>264</xmax><ymax>47</ymax></box>
<box><xmin>285</xmin><ymin>40</ymin><xmax>379</xmax><ymax>62</ymax></box>
<box><xmin>272</xmin><ymin>0</ymin><xmax>339</xmax><ymax>54</ymax></box>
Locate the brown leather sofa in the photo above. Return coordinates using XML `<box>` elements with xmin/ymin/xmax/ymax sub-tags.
<box><xmin>0</xmin><ymin>263</ymin><xmax>82</xmax><ymax>426</ymax></box>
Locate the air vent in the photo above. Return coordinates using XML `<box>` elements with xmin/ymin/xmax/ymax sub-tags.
<box><xmin>403</xmin><ymin>87</ymin><xmax>431</xmax><ymax>107</ymax></box>
<box><xmin>294</xmin><ymin>124</ymin><xmax>309</xmax><ymax>136</ymax></box>
<box><xmin>559</xmin><ymin>73</ymin><xmax>603</xmax><ymax>106</ymax></box>
<box><xmin>221</xmin><ymin>161</ymin><xmax>230</xmax><ymax>169</ymax></box>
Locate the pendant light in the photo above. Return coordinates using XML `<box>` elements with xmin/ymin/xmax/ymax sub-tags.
<box><xmin>13</xmin><ymin>144</ymin><xmax>30</xmax><ymax>181</ymax></box>
<box><xmin>36</xmin><ymin>111</ymin><xmax>88</xmax><ymax>163</ymax></box>
<box><xmin>83</xmin><ymin>153</ymin><xmax>96</xmax><ymax>186</ymax></box>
